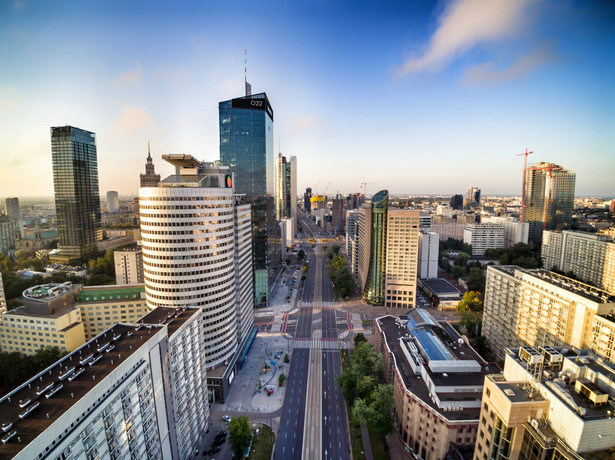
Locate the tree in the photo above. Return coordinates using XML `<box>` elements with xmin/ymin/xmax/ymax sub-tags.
<box><xmin>332</xmin><ymin>244</ymin><xmax>340</xmax><ymax>254</ymax></box>
<box><xmin>459</xmin><ymin>311</ymin><xmax>482</xmax><ymax>337</ymax></box>
<box><xmin>336</xmin><ymin>368</ymin><xmax>357</xmax><ymax>403</ymax></box>
<box><xmin>356</xmin><ymin>375</ymin><xmax>376</xmax><ymax>400</ymax></box>
<box><xmin>354</xmin><ymin>332</ymin><xmax>367</xmax><ymax>347</ymax></box>
<box><xmin>297</xmin><ymin>249</ymin><xmax>305</xmax><ymax>261</ymax></box>
<box><xmin>466</xmin><ymin>267</ymin><xmax>486</xmax><ymax>292</ymax></box>
<box><xmin>279</xmin><ymin>373</ymin><xmax>286</xmax><ymax>387</ymax></box>
<box><xmin>228</xmin><ymin>416</ymin><xmax>252</xmax><ymax>458</ymax></box>
<box><xmin>457</xmin><ymin>291</ymin><xmax>483</xmax><ymax>312</ymax></box>
<box><xmin>352</xmin><ymin>384</ymin><xmax>395</xmax><ymax>437</ymax></box>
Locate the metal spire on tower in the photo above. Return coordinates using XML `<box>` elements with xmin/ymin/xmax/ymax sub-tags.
<box><xmin>244</xmin><ymin>49</ymin><xmax>251</xmax><ymax>97</ymax></box>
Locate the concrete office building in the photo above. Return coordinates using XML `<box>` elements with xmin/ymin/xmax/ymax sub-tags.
<box><xmin>280</xmin><ymin>217</ymin><xmax>294</xmax><ymax>250</ymax></box>
<box><xmin>51</xmin><ymin>126</ymin><xmax>101</xmax><ymax>263</ymax></box>
<box><xmin>521</xmin><ymin>162</ymin><xmax>575</xmax><ymax>245</ymax></box>
<box><xmin>481</xmin><ymin>216</ymin><xmax>529</xmax><ymax>248</ymax></box>
<box><xmin>139</xmin><ymin>154</ymin><xmax>254</xmax><ymax>401</ymax></box>
<box><xmin>106</xmin><ymin>191</ymin><xmax>119</xmax><ymax>213</ymax></box>
<box><xmin>114</xmin><ymin>246</ymin><xmax>144</xmax><ymax>285</ymax></box>
<box><xmin>474</xmin><ymin>346</ymin><xmax>615</xmax><ymax>460</ymax></box>
<box><xmin>0</xmin><ymin>215</ymin><xmax>19</xmax><ymax>254</ymax></box>
<box><xmin>0</xmin><ymin>306</ymin><xmax>207</xmax><ymax>460</ymax></box>
<box><xmin>345</xmin><ymin>210</ymin><xmax>360</xmax><ymax>255</ymax></box>
<box><xmin>4</xmin><ymin>197</ymin><xmax>23</xmax><ymax>237</ymax></box>
<box><xmin>464</xmin><ymin>223</ymin><xmax>505</xmax><ymax>256</ymax></box>
<box><xmin>482</xmin><ymin>266</ymin><xmax>615</xmax><ymax>361</ymax></box>
<box><xmin>419</xmin><ymin>211</ymin><xmax>432</xmax><ymax>231</ymax></box>
<box><xmin>376</xmin><ymin>310</ymin><xmax>500</xmax><ymax>460</ymax></box>
<box><xmin>466</xmin><ymin>187</ymin><xmax>481</xmax><ymax>208</ymax></box>
<box><xmin>275</xmin><ymin>153</ymin><xmax>297</xmax><ymax>236</ymax></box>
<box><xmin>304</xmin><ymin>187</ymin><xmax>312</xmax><ymax>213</ymax></box>
<box><xmin>357</xmin><ymin>191</ymin><xmax>420</xmax><ymax>308</ymax></box>
<box><xmin>140</xmin><ymin>143</ymin><xmax>161</xmax><ymax>187</ymax></box>
<box><xmin>542</xmin><ymin>230</ymin><xmax>615</xmax><ymax>294</ymax></box>
<box><xmin>0</xmin><ymin>283</ymin><xmax>85</xmax><ymax>355</ymax></box>
<box><xmin>418</xmin><ymin>231</ymin><xmax>439</xmax><ymax>279</ymax></box>
<box><xmin>331</xmin><ymin>196</ymin><xmax>345</xmax><ymax>234</ymax></box>
<box><xmin>219</xmin><ymin>92</ymin><xmax>274</xmax><ymax>307</ymax></box>
<box><xmin>431</xmin><ymin>220</ymin><xmax>466</xmax><ymax>241</ymax></box>
<box><xmin>451</xmin><ymin>194</ymin><xmax>464</xmax><ymax>210</ymax></box>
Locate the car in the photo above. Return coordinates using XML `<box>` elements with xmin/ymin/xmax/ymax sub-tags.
<box><xmin>222</xmin><ymin>415</ymin><xmax>231</xmax><ymax>423</ymax></box>
<box><xmin>217</xmin><ymin>431</ymin><xmax>227</xmax><ymax>437</ymax></box>
<box><xmin>211</xmin><ymin>446</ymin><xmax>221</xmax><ymax>454</ymax></box>
<box><xmin>213</xmin><ymin>438</ymin><xmax>225</xmax><ymax>447</ymax></box>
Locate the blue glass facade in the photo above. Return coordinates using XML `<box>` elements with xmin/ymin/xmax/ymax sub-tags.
<box><xmin>219</xmin><ymin>93</ymin><xmax>275</xmax><ymax>307</ymax></box>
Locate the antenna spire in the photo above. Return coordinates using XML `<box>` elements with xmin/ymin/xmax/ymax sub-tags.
<box><xmin>244</xmin><ymin>49</ymin><xmax>251</xmax><ymax>96</ymax></box>
<box><xmin>147</xmin><ymin>141</ymin><xmax>151</xmax><ymax>159</ymax></box>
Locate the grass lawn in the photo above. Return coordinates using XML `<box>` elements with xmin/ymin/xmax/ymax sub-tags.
<box><xmin>368</xmin><ymin>428</ymin><xmax>389</xmax><ymax>460</ymax></box>
<box><xmin>248</xmin><ymin>425</ymin><xmax>275</xmax><ymax>460</ymax></box>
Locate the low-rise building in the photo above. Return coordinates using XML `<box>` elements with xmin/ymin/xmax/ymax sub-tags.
<box><xmin>474</xmin><ymin>346</ymin><xmax>615</xmax><ymax>460</ymax></box>
<box><xmin>376</xmin><ymin>310</ymin><xmax>500</xmax><ymax>460</ymax></box>
<box><xmin>418</xmin><ymin>277</ymin><xmax>462</xmax><ymax>309</ymax></box>
<box><xmin>0</xmin><ymin>306</ymin><xmax>207</xmax><ymax>460</ymax></box>
<box><xmin>464</xmin><ymin>223</ymin><xmax>505</xmax><ymax>256</ymax></box>
<box><xmin>15</xmin><ymin>229</ymin><xmax>59</xmax><ymax>251</ymax></box>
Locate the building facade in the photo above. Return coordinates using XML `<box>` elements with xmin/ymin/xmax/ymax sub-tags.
<box><xmin>106</xmin><ymin>191</ymin><xmax>119</xmax><ymax>213</ymax></box>
<box><xmin>482</xmin><ymin>266</ymin><xmax>615</xmax><ymax>361</ymax></box>
<box><xmin>0</xmin><ymin>215</ymin><xmax>19</xmax><ymax>254</ymax></box>
<box><xmin>219</xmin><ymin>92</ymin><xmax>274</xmax><ymax>307</ymax></box>
<box><xmin>474</xmin><ymin>346</ymin><xmax>615</xmax><ymax>460</ymax></box>
<box><xmin>521</xmin><ymin>162</ymin><xmax>576</xmax><ymax>245</ymax></box>
<box><xmin>481</xmin><ymin>216</ymin><xmax>529</xmax><ymax>248</ymax></box>
<box><xmin>51</xmin><ymin>126</ymin><xmax>101</xmax><ymax>263</ymax></box>
<box><xmin>114</xmin><ymin>246</ymin><xmax>144</xmax><ymax>285</ymax></box>
<box><xmin>275</xmin><ymin>153</ymin><xmax>297</xmax><ymax>235</ymax></box>
<box><xmin>5</xmin><ymin>197</ymin><xmax>22</xmax><ymax>237</ymax></box>
<box><xmin>418</xmin><ymin>231</ymin><xmax>439</xmax><ymax>279</ymax></box>
<box><xmin>542</xmin><ymin>230</ymin><xmax>615</xmax><ymax>294</ymax></box>
<box><xmin>463</xmin><ymin>223</ymin><xmax>505</xmax><ymax>256</ymax></box>
<box><xmin>304</xmin><ymin>187</ymin><xmax>312</xmax><ymax>213</ymax></box>
<box><xmin>140</xmin><ymin>144</ymin><xmax>161</xmax><ymax>187</ymax></box>
<box><xmin>0</xmin><ymin>307</ymin><xmax>207</xmax><ymax>460</ymax></box>
<box><xmin>466</xmin><ymin>187</ymin><xmax>481</xmax><ymax>208</ymax></box>
<box><xmin>451</xmin><ymin>194</ymin><xmax>464</xmax><ymax>210</ymax></box>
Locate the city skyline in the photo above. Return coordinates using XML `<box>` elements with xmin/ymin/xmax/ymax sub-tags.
<box><xmin>1</xmin><ymin>0</ymin><xmax>614</xmax><ymax>197</ymax></box>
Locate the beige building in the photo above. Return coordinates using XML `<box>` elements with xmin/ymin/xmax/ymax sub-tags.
<box><xmin>113</xmin><ymin>245</ymin><xmax>144</xmax><ymax>284</ymax></box>
<box><xmin>0</xmin><ymin>283</ymin><xmax>85</xmax><ymax>355</ymax></box>
<box><xmin>481</xmin><ymin>216</ymin><xmax>529</xmax><ymax>248</ymax></box>
<box><xmin>542</xmin><ymin>230</ymin><xmax>615</xmax><ymax>295</ymax></box>
<box><xmin>474</xmin><ymin>346</ymin><xmax>615</xmax><ymax>460</ymax></box>
<box><xmin>464</xmin><ymin>223</ymin><xmax>505</xmax><ymax>256</ymax></box>
<box><xmin>482</xmin><ymin>266</ymin><xmax>615</xmax><ymax>362</ymax></box>
<box><xmin>431</xmin><ymin>219</ymin><xmax>466</xmax><ymax>241</ymax></box>
<box><xmin>75</xmin><ymin>284</ymin><xmax>150</xmax><ymax>340</ymax></box>
<box><xmin>376</xmin><ymin>311</ymin><xmax>500</xmax><ymax>460</ymax></box>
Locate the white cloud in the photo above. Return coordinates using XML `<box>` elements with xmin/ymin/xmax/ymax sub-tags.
<box><xmin>292</xmin><ymin>116</ymin><xmax>317</xmax><ymax>133</ymax></box>
<box><xmin>396</xmin><ymin>0</ymin><xmax>534</xmax><ymax>77</ymax></box>
<box><xmin>463</xmin><ymin>41</ymin><xmax>559</xmax><ymax>85</ymax></box>
<box><xmin>115</xmin><ymin>62</ymin><xmax>143</xmax><ymax>84</ymax></box>
<box><xmin>111</xmin><ymin>106</ymin><xmax>152</xmax><ymax>138</ymax></box>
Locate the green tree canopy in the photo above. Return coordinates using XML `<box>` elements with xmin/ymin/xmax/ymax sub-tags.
<box><xmin>457</xmin><ymin>291</ymin><xmax>483</xmax><ymax>312</ymax></box>
<box><xmin>353</xmin><ymin>332</ymin><xmax>367</xmax><ymax>347</ymax></box>
<box><xmin>466</xmin><ymin>267</ymin><xmax>486</xmax><ymax>292</ymax></box>
<box><xmin>228</xmin><ymin>416</ymin><xmax>252</xmax><ymax>457</ymax></box>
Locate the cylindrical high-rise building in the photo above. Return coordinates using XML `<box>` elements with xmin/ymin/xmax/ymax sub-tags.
<box><xmin>139</xmin><ymin>155</ymin><xmax>240</xmax><ymax>369</ymax></box>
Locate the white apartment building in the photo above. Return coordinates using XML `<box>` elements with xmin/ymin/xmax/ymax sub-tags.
<box><xmin>431</xmin><ymin>220</ymin><xmax>466</xmax><ymax>241</ymax></box>
<box><xmin>113</xmin><ymin>246</ymin><xmax>144</xmax><ymax>284</ymax></box>
<box><xmin>464</xmin><ymin>223</ymin><xmax>505</xmax><ymax>256</ymax></box>
<box><xmin>0</xmin><ymin>307</ymin><xmax>207</xmax><ymax>460</ymax></box>
<box><xmin>279</xmin><ymin>217</ymin><xmax>294</xmax><ymax>250</ymax></box>
<box><xmin>418</xmin><ymin>231</ymin><xmax>439</xmax><ymax>279</ymax></box>
<box><xmin>482</xmin><ymin>266</ymin><xmax>615</xmax><ymax>361</ymax></box>
<box><xmin>542</xmin><ymin>230</ymin><xmax>615</xmax><ymax>294</ymax></box>
<box><xmin>139</xmin><ymin>154</ymin><xmax>253</xmax><ymax>401</ymax></box>
<box><xmin>481</xmin><ymin>216</ymin><xmax>529</xmax><ymax>248</ymax></box>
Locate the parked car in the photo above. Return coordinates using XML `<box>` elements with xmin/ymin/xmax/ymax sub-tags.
<box><xmin>222</xmin><ymin>415</ymin><xmax>231</xmax><ymax>424</ymax></box>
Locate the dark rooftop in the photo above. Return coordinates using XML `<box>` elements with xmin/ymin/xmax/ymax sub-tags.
<box><xmin>420</xmin><ymin>278</ymin><xmax>461</xmax><ymax>296</ymax></box>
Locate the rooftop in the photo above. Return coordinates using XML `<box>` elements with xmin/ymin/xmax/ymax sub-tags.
<box><xmin>0</xmin><ymin>306</ymin><xmax>199</xmax><ymax>459</ymax></box>
<box><xmin>22</xmin><ymin>283</ymin><xmax>79</xmax><ymax>301</ymax></box>
<box><xmin>420</xmin><ymin>278</ymin><xmax>461</xmax><ymax>296</ymax></box>
<box><xmin>76</xmin><ymin>285</ymin><xmax>145</xmax><ymax>302</ymax></box>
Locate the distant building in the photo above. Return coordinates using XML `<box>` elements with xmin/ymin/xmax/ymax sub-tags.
<box><xmin>474</xmin><ymin>346</ymin><xmax>615</xmax><ymax>460</ymax></box>
<box><xmin>0</xmin><ymin>306</ymin><xmax>208</xmax><ymax>460</ymax></box>
<box><xmin>106</xmin><ymin>190</ymin><xmax>119</xmax><ymax>213</ymax></box>
<box><xmin>139</xmin><ymin>143</ymin><xmax>161</xmax><ymax>187</ymax></box>
<box><xmin>418</xmin><ymin>231</ymin><xmax>439</xmax><ymax>279</ymax></box>
<box><xmin>331</xmin><ymin>197</ymin><xmax>345</xmax><ymax>234</ymax></box>
<box><xmin>481</xmin><ymin>216</ymin><xmax>529</xmax><ymax>247</ymax></box>
<box><xmin>463</xmin><ymin>223</ymin><xmax>505</xmax><ymax>256</ymax></box>
<box><xmin>419</xmin><ymin>211</ymin><xmax>432</xmax><ymax>231</ymax></box>
<box><xmin>275</xmin><ymin>153</ymin><xmax>297</xmax><ymax>235</ymax></box>
<box><xmin>0</xmin><ymin>273</ymin><xmax>6</xmax><ymax>314</ymax></box>
<box><xmin>15</xmin><ymin>229</ymin><xmax>59</xmax><ymax>251</ymax></box>
<box><xmin>0</xmin><ymin>215</ymin><xmax>19</xmax><ymax>254</ymax></box>
<box><xmin>5</xmin><ymin>197</ymin><xmax>22</xmax><ymax>237</ymax></box>
<box><xmin>375</xmin><ymin>310</ymin><xmax>500</xmax><ymax>460</ymax></box>
<box><xmin>431</xmin><ymin>219</ymin><xmax>466</xmax><ymax>241</ymax></box>
<box><xmin>482</xmin><ymin>266</ymin><xmax>615</xmax><ymax>362</ymax></box>
<box><xmin>304</xmin><ymin>187</ymin><xmax>312</xmax><ymax>213</ymax></box>
<box><xmin>466</xmin><ymin>186</ymin><xmax>481</xmax><ymax>207</ymax></box>
<box><xmin>450</xmin><ymin>194</ymin><xmax>464</xmax><ymax>210</ymax></box>
<box><xmin>346</xmin><ymin>193</ymin><xmax>364</xmax><ymax>210</ymax></box>
<box><xmin>0</xmin><ymin>283</ymin><xmax>85</xmax><ymax>355</ymax></box>
<box><xmin>113</xmin><ymin>246</ymin><xmax>144</xmax><ymax>284</ymax></box>
<box><xmin>542</xmin><ymin>230</ymin><xmax>615</xmax><ymax>294</ymax></box>
<box><xmin>435</xmin><ymin>204</ymin><xmax>453</xmax><ymax>218</ymax></box>
<box><xmin>521</xmin><ymin>162</ymin><xmax>575</xmax><ymax>245</ymax></box>
<box><xmin>357</xmin><ymin>191</ymin><xmax>419</xmax><ymax>307</ymax></box>
<box><xmin>280</xmin><ymin>217</ymin><xmax>294</xmax><ymax>250</ymax></box>
<box><xmin>51</xmin><ymin>126</ymin><xmax>101</xmax><ymax>263</ymax></box>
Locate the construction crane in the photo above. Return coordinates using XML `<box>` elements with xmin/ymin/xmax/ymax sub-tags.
<box><xmin>323</xmin><ymin>180</ymin><xmax>331</xmax><ymax>197</ymax></box>
<box><xmin>360</xmin><ymin>182</ymin><xmax>374</xmax><ymax>197</ymax></box>
<box><xmin>516</xmin><ymin>149</ymin><xmax>533</xmax><ymax>222</ymax></box>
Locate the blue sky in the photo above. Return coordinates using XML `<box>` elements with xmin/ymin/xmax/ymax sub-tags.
<box><xmin>1</xmin><ymin>0</ymin><xmax>614</xmax><ymax>198</ymax></box>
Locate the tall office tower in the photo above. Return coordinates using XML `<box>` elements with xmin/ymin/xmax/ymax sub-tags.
<box><xmin>358</xmin><ymin>190</ymin><xmax>419</xmax><ymax>307</ymax></box>
<box><xmin>345</xmin><ymin>210</ymin><xmax>360</xmax><ymax>254</ymax></box>
<box><xmin>466</xmin><ymin>186</ymin><xmax>481</xmax><ymax>207</ymax></box>
<box><xmin>140</xmin><ymin>143</ymin><xmax>161</xmax><ymax>187</ymax></box>
<box><xmin>0</xmin><ymin>215</ymin><xmax>19</xmax><ymax>254</ymax></box>
<box><xmin>542</xmin><ymin>230</ymin><xmax>615</xmax><ymax>294</ymax></box>
<box><xmin>418</xmin><ymin>231</ymin><xmax>439</xmax><ymax>278</ymax></box>
<box><xmin>106</xmin><ymin>190</ymin><xmax>119</xmax><ymax>213</ymax></box>
<box><xmin>275</xmin><ymin>153</ymin><xmax>297</xmax><ymax>231</ymax></box>
<box><xmin>463</xmin><ymin>223</ymin><xmax>505</xmax><ymax>256</ymax></box>
<box><xmin>4</xmin><ymin>197</ymin><xmax>22</xmax><ymax>236</ymax></box>
<box><xmin>219</xmin><ymin>92</ymin><xmax>274</xmax><ymax>307</ymax></box>
<box><xmin>139</xmin><ymin>155</ymin><xmax>254</xmax><ymax>401</ymax></box>
<box><xmin>0</xmin><ymin>307</ymin><xmax>207</xmax><ymax>460</ymax></box>
<box><xmin>331</xmin><ymin>196</ymin><xmax>345</xmax><ymax>234</ymax></box>
<box><xmin>481</xmin><ymin>216</ymin><xmax>529</xmax><ymax>247</ymax></box>
<box><xmin>304</xmin><ymin>187</ymin><xmax>312</xmax><ymax>212</ymax></box>
<box><xmin>474</xmin><ymin>347</ymin><xmax>615</xmax><ymax>460</ymax></box>
<box><xmin>113</xmin><ymin>246</ymin><xmax>144</xmax><ymax>284</ymax></box>
<box><xmin>51</xmin><ymin>126</ymin><xmax>101</xmax><ymax>263</ymax></box>
<box><xmin>482</xmin><ymin>266</ymin><xmax>615</xmax><ymax>362</ymax></box>
<box><xmin>521</xmin><ymin>162</ymin><xmax>575</xmax><ymax>245</ymax></box>
<box><xmin>450</xmin><ymin>194</ymin><xmax>464</xmax><ymax>210</ymax></box>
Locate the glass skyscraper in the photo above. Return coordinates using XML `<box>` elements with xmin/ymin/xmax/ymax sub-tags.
<box><xmin>363</xmin><ymin>190</ymin><xmax>389</xmax><ymax>305</ymax></box>
<box><xmin>51</xmin><ymin>126</ymin><xmax>101</xmax><ymax>263</ymax></box>
<box><xmin>219</xmin><ymin>93</ymin><xmax>275</xmax><ymax>307</ymax></box>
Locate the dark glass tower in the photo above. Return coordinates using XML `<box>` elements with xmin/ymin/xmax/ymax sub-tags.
<box><xmin>219</xmin><ymin>93</ymin><xmax>274</xmax><ymax>307</ymax></box>
<box><xmin>363</xmin><ymin>190</ymin><xmax>389</xmax><ymax>305</ymax></box>
<box><xmin>51</xmin><ymin>126</ymin><xmax>101</xmax><ymax>263</ymax></box>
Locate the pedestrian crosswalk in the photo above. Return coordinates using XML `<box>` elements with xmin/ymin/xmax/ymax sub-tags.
<box><xmin>292</xmin><ymin>339</ymin><xmax>348</xmax><ymax>349</ymax></box>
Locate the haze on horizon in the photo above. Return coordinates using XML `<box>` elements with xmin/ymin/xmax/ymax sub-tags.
<box><xmin>1</xmin><ymin>0</ymin><xmax>614</xmax><ymax>199</ymax></box>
